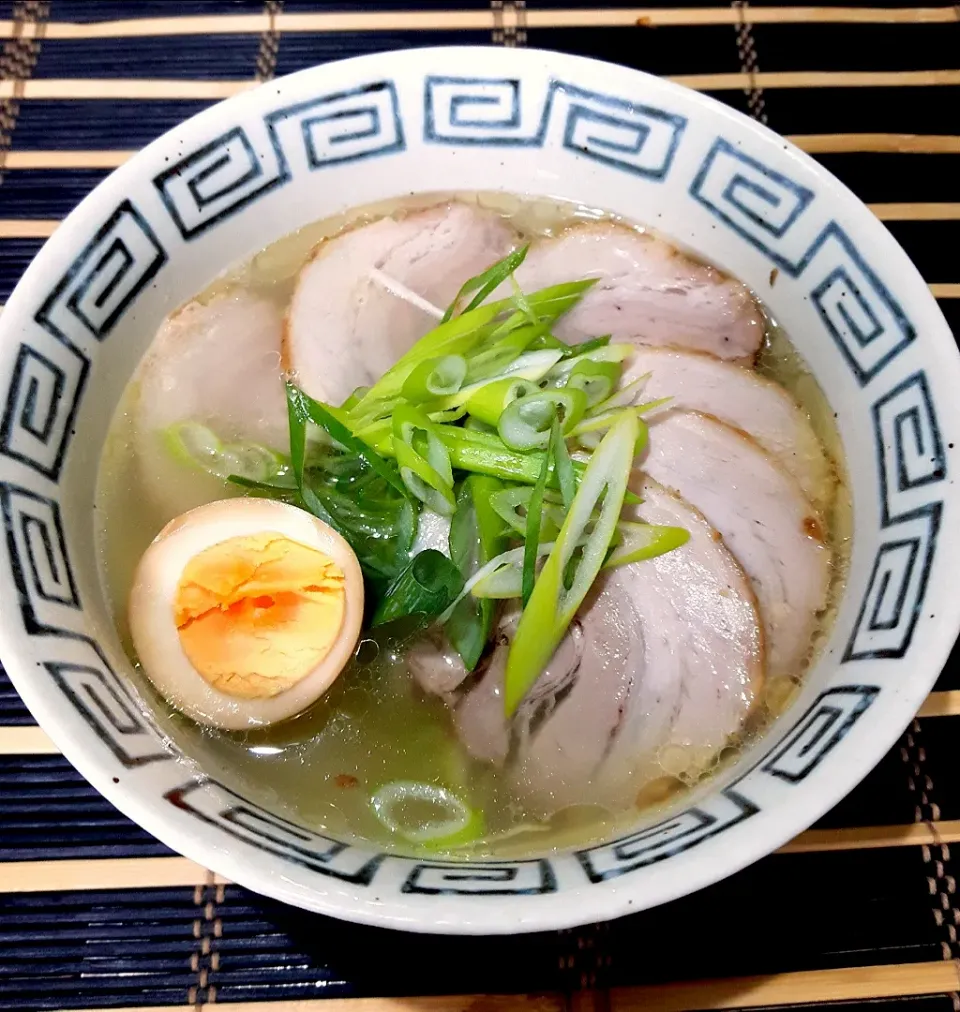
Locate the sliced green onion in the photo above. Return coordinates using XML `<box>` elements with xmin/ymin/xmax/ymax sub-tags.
<box><xmin>569</xmin><ymin>409</ymin><xmax>620</xmax><ymax>440</ymax></box>
<box><xmin>592</xmin><ymin>372</ymin><xmax>650</xmax><ymax>415</ymax></box>
<box><xmin>228</xmin><ymin>473</ymin><xmax>297</xmax><ymax>494</ymax></box>
<box><xmin>571</xmin><ymin>403</ymin><xmax>664</xmax><ymax>437</ymax></box>
<box><xmin>501</xmin><ymin>349</ymin><xmax>565</xmax><ymax>379</ymax></box>
<box><xmin>546</xmin><ymin>343</ymin><xmax>633</xmax><ymax>383</ymax></box>
<box><xmin>605</xmin><ymin>522</ymin><xmax>690</xmax><ymax>569</ymax></box>
<box><xmin>351</xmin><ymin>280</ymin><xmax>595</xmax><ymax>418</ymax></box>
<box><xmin>464</xmin><ymin>377</ymin><xmax>539</xmax><ymax>426</ymax></box>
<box><xmin>555</xmin><ymin>334</ymin><xmax>611</xmax><ymax>359</ymax></box>
<box><xmin>522</xmin><ymin>416</ymin><xmax>559</xmax><ymax>606</ymax></box>
<box><xmin>442</xmin><ymin>245</ymin><xmax>529</xmax><ymax>323</ymax></box>
<box><xmin>490</xmin><ymin>485</ymin><xmax>564</xmax><ymax>539</ymax></box>
<box><xmin>469</xmin><ymin>539</ymin><xmax>595</xmax><ymax>599</ymax></box>
<box><xmin>577</xmin><ymin>402</ymin><xmax>668</xmax><ymax>450</ymax></box>
<box><xmin>286</xmin><ymin>385</ymin><xmax>338</xmax><ymax>526</ymax></box>
<box><xmin>471</xmin><ymin>551</ymin><xmax>526</xmax><ymax>598</ymax></box>
<box><xmin>288</xmin><ymin>384</ymin><xmax>410</xmax><ymax>500</ymax></box>
<box><xmin>351</xmin><ymin>416</ymin><xmax>393</xmax><ymax>452</ymax></box>
<box><xmin>574</xmin><ymin>430</ymin><xmax>602</xmax><ymax>451</ymax></box>
<box><xmin>498</xmin><ymin>389</ymin><xmax>587</xmax><ymax>451</ymax></box>
<box><xmin>348</xmin><ymin>396</ymin><xmax>403</xmax><ymax>431</ymax></box>
<box><xmin>363</xmin><ymin>423</ymin><xmax>547</xmax><ymax>484</ymax></box>
<box><xmin>528</xmin><ymin>331</ymin><xmax>565</xmax><ymax>352</ymax></box>
<box><xmin>371</xmin><ymin>549</ymin><xmax>464</xmax><ymax>628</ymax></box>
<box><xmin>340</xmin><ymin>386</ymin><xmax>370</xmax><ymax>411</ymax></box>
<box><xmin>351</xmin><ymin>301</ymin><xmax>504</xmax><ymax>414</ymax></box>
<box><xmin>565</xmin><ymin>359</ymin><xmax>622</xmax><ymax>408</ymax></box>
<box><xmin>219</xmin><ymin>443</ymin><xmax>288</xmax><ymax>482</ymax></box>
<box><xmin>504</xmin><ymin>410</ymin><xmax>639</xmax><ymax>716</ymax></box>
<box><xmin>441</xmin><ymin>426</ymin><xmax>641</xmax><ymax>504</ymax></box>
<box><xmin>429</xmin><ymin>348</ymin><xmax>563</xmax><ymax>413</ymax></box>
<box><xmin>393</xmin><ymin>403</ymin><xmax>456</xmax><ymax>515</ymax></box>
<box><xmin>446</xmin><ymin>475</ymin><xmax>508</xmax><ymax>670</ymax></box>
<box><xmin>370</xmin><ymin>781</ymin><xmax>482</xmax><ymax>845</ymax></box>
<box><xmin>401</xmin><ymin>354</ymin><xmax>467</xmax><ymax>402</ymax></box>
<box><xmin>464</xmin><ymin>322</ymin><xmax>549</xmax><ymax>383</ymax></box>
<box><xmin>634</xmin><ymin>397</ymin><xmax>673</xmax><ymax>416</ymax></box>
<box><xmin>553</xmin><ymin>425</ymin><xmax>576</xmax><ymax>509</ymax></box>
<box><xmin>279</xmin><ymin>394</ymin><xmax>420</xmax><ymax>592</ymax></box>
<box><xmin>444</xmin><ymin>544</ymin><xmax>551</xmax><ymax>609</ymax></box>
<box><xmin>511</xmin><ymin>274</ymin><xmax>540</xmax><ymax>326</ymax></box>
<box><xmin>163</xmin><ymin>421</ymin><xmax>288</xmax><ymax>483</ymax></box>
<box><xmin>164</xmin><ymin>420</ymin><xmax>221</xmax><ymax>469</ymax></box>
<box><xmin>427</xmin><ymin>406</ymin><xmax>468</xmax><ymax>425</ymax></box>
<box><xmin>352</xmin><ymin>420</ymin><xmax>635</xmax><ymax>500</ymax></box>
<box><xmin>464</xmin><ymin>415</ymin><xmax>497</xmax><ymax>434</ymax></box>
<box><xmin>489</xmin><ymin>486</ymin><xmax>531</xmax><ymax>535</ymax></box>
<box><xmin>487</xmin><ymin>280</ymin><xmax>597</xmax><ymax>341</ymax></box>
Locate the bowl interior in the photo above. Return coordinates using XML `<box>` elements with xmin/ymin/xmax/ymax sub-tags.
<box><xmin>0</xmin><ymin>46</ymin><xmax>958</xmax><ymax>933</ymax></box>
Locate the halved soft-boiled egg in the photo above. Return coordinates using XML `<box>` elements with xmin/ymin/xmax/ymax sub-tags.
<box><xmin>128</xmin><ymin>499</ymin><xmax>364</xmax><ymax>730</ymax></box>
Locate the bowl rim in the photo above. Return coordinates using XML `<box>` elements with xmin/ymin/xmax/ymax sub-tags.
<box><xmin>1</xmin><ymin>44</ymin><xmax>959</xmax><ymax>934</ymax></box>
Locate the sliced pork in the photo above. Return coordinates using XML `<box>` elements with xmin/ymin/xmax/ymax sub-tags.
<box><xmin>626</xmin><ymin>348</ymin><xmax>836</xmax><ymax>512</ymax></box>
<box><xmin>285</xmin><ymin>202</ymin><xmax>518</xmax><ymax>404</ymax></box>
<box><xmin>435</xmin><ymin>480</ymin><xmax>762</xmax><ymax>807</ymax></box>
<box><xmin>508</xmin><ymin>221</ymin><xmax>764</xmax><ymax>362</ymax></box>
<box><xmin>642</xmin><ymin>411</ymin><xmax>831</xmax><ymax>678</ymax></box>
<box><xmin>407</xmin><ymin>627</ymin><xmax>471</xmax><ymax>701</ymax></box>
<box><xmin>134</xmin><ymin>289</ymin><xmax>288</xmax><ymax>519</ymax></box>
<box><xmin>137</xmin><ymin>289</ymin><xmax>287</xmax><ymax>449</ymax></box>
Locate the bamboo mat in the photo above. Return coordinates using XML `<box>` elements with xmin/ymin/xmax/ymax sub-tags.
<box><xmin>0</xmin><ymin>1</ymin><xmax>959</xmax><ymax>1010</ymax></box>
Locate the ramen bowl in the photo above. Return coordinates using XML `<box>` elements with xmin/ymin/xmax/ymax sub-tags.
<box><xmin>0</xmin><ymin>46</ymin><xmax>957</xmax><ymax>934</ymax></box>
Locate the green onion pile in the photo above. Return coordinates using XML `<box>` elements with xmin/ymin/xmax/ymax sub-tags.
<box><xmin>165</xmin><ymin>247</ymin><xmax>689</xmax><ymax>722</ymax></box>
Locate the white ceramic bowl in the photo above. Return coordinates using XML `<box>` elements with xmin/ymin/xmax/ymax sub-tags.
<box><xmin>1</xmin><ymin>46</ymin><xmax>957</xmax><ymax>935</ymax></box>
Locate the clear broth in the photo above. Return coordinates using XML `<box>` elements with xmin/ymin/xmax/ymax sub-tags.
<box><xmin>95</xmin><ymin>192</ymin><xmax>851</xmax><ymax>858</ymax></box>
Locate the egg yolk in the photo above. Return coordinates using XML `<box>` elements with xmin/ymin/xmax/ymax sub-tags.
<box><xmin>173</xmin><ymin>532</ymin><xmax>346</xmax><ymax>699</ymax></box>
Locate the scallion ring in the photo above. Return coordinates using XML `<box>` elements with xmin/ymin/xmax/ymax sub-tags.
<box><xmin>464</xmin><ymin>377</ymin><xmax>539</xmax><ymax>427</ymax></box>
<box><xmin>498</xmin><ymin>388</ymin><xmax>587</xmax><ymax>451</ymax></box>
<box><xmin>164</xmin><ymin>421</ymin><xmax>288</xmax><ymax>483</ymax></box>
<box><xmin>370</xmin><ymin>781</ymin><xmax>480</xmax><ymax>844</ymax></box>
<box><xmin>565</xmin><ymin>359</ymin><xmax>622</xmax><ymax>408</ymax></box>
<box><xmin>401</xmin><ymin>354</ymin><xmax>468</xmax><ymax>402</ymax></box>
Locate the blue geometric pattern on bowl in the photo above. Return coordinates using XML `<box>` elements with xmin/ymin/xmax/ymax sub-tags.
<box><xmin>844</xmin><ymin>368</ymin><xmax>945</xmax><ymax>661</ymax></box>
<box><xmin>424</xmin><ymin>76</ymin><xmax>686</xmax><ymax>181</ymax></box>
<box><xmin>402</xmin><ymin>859</ymin><xmax>557</xmax><ymax>896</ymax></box>
<box><xmin>690</xmin><ymin>138</ymin><xmax>915</xmax><ymax>385</ymax></box>
<box><xmin>0</xmin><ymin>70</ymin><xmax>947</xmax><ymax>897</ymax></box>
<box><xmin>154</xmin><ymin>81</ymin><xmax>405</xmax><ymax>240</ymax></box>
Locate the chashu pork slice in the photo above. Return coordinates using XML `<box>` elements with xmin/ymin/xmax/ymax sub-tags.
<box><xmin>284</xmin><ymin>202</ymin><xmax>518</xmax><ymax>404</ymax></box>
<box><xmin>137</xmin><ymin>289</ymin><xmax>288</xmax><ymax>448</ymax></box>
<box><xmin>626</xmin><ymin>348</ymin><xmax>836</xmax><ymax>513</ymax></box>
<box><xmin>506</xmin><ymin>221</ymin><xmax>764</xmax><ymax>362</ymax></box>
<box><xmin>643</xmin><ymin>410</ymin><xmax>831</xmax><ymax>678</ymax></box>
<box><xmin>449</xmin><ymin>479</ymin><xmax>763</xmax><ymax>808</ymax></box>
<box><xmin>134</xmin><ymin>289</ymin><xmax>288</xmax><ymax>520</ymax></box>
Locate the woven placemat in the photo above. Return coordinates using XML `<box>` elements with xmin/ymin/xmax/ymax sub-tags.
<box><xmin>0</xmin><ymin>2</ymin><xmax>958</xmax><ymax>1010</ymax></box>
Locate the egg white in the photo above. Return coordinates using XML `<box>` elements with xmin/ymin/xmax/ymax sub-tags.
<box><xmin>128</xmin><ymin>498</ymin><xmax>364</xmax><ymax>730</ymax></box>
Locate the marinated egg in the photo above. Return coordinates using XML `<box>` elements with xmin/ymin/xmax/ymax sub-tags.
<box><xmin>128</xmin><ymin>499</ymin><xmax>364</xmax><ymax>729</ymax></box>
